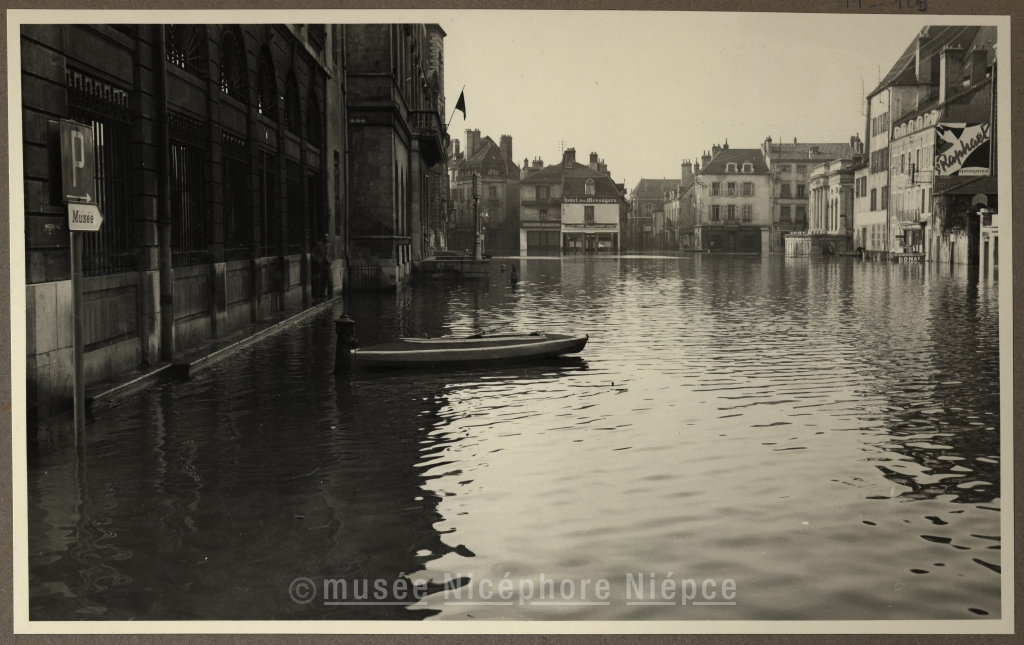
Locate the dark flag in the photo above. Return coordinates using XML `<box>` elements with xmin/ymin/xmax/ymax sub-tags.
<box><xmin>455</xmin><ymin>91</ymin><xmax>466</xmax><ymax>119</ymax></box>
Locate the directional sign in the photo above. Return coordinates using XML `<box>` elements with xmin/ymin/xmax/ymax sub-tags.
<box><xmin>68</xmin><ymin>202</ymin><xmax>104</xmax><ymax>232</ymax></box>
<box><xmin>60</xmin><ymin>120</ymin><xmax>95</xmax><ymax>203</ymax></box>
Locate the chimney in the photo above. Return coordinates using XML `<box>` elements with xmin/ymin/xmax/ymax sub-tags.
<box><xmin>693</xmin><ymin>162</ymin><xmax>700</xmax><ymax>175</ymax></box>
<box><xmin>916</xmin><ymin>35</ymin><xmax>932</xmax><ymax>82</ymax></box>
<box><xmin>940</xmin><ymin>47</ymin><xmax>965</xmax><ymax>104</ymax></box>
<box><xmin>793</xmin><ymin>137</ymin><xmax>798</xmax><ymax>144</ymax></box>
<box><xmin>563</xmin><ymin>147</ymin><xmax>576</xmax><ymax>169</ymax></box>
<box><xmin>701</xmin><ymin>151</ymin><xmax>711</xmax><ymax>168</ymax></box>
<box><xmin>711</xmin><ymin>144</ymin><xmax>721</xmax><ymax>157</ymax></box>
<box><xmin>969</xmin><ymin>48</ymin><xmax>988</xmax><ymax>87</ymax></box>
<box><xmin>464</xmin><ymin>129</ymin><xmax>475</xmax><ymax>159</ymax></box>
<box><xmin>453</xmin><ymin>139</ymin><xmax>461</xmax><ymax>157</ymax></box>
<box><xmin>500</xmin><ymin>134</ymin><xmax>512</xmax><ymax>160</ymax></box>
<box><xmin>681</xmin><ymin>160</ymin><xmax>693</xmax><ymax>182</ymax></box>
<box><xmin>590</xmin><ymin>152</ymin><xmax>599</xmax><ymax>164</ymax></box>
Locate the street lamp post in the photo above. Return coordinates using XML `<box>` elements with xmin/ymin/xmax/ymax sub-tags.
<box><xmin>473</xmin><ymin>172</ymin><xmax>482</xmax><ymax>260</ymax></box>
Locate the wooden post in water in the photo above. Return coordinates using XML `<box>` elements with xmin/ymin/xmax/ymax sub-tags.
<box><xmin>334</xmin><ymin>314</ymin><xmax>358</xmax><ymax>373</ymax></box>
<box><xmin>70</xmin><ymin>231</ymin><xmax>86</xmax><ymax>446</ymax></box>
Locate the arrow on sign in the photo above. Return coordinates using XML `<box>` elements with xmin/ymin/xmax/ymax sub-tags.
<box><xmin>68</xmin><ymin>203</ymin><xmax>104</xmax><ymax>232</ymax></box>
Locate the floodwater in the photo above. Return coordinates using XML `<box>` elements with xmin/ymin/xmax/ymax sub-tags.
<box><xmin>27</xmin><ymin>255</ymin><xmax>1003</xmax><ymax>621</ymax></box>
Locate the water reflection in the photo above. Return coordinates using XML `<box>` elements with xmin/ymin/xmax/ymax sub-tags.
<box><xmin>28</xmin><ymin>255</ymin><xmax>1001</xmax><ymax>621</ymax></box>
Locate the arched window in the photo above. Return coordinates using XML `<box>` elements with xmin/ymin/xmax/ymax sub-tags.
<box><xmin>306</xmin><ymin>88</ymin><xmax>323</xmax><ymax>148</ymax></box>
<box><xmin>257</xmin><ymin>46</ymin><xmax>278</xmax><ymax>119</ymax></box>
<box><xmin>220</xmin><ymin>26</ymin><xmax>247</xmax><ymax>102</ymax></box>
<box><xmin>162</xmin><ymin>24</ymin><xmax>202</xmax><ymax>77</ymax></box>
<box><xmin>166</xmin><ymin>25</ymin><xmax>206</xmax><ymax>77</ymax></box>
<box><xmin>284</xmin><ymin>71</ymin><xmax>301</xmax><ymax>136</ymax></box>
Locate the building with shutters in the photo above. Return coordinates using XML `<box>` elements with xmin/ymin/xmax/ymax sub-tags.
<box><xmin>692</xmin><ymin>142</ymin><xmax>772</xmax><ymax>253</ymax></box>
<box><xmin>518</xmin><ymin>148</ymin><xmax>626</xmax><ymax>254</ymax></box>
<box><xmin>761</xmin><ymin>136</ymin><xmax>861</xmax><ymax>252</ymax></box>
<box><xmin>853</xmin><ymin>24</ymin><xmax>995</xmax><ymax>262</ymax></box>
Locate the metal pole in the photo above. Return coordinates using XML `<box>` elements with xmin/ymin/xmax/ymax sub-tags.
<box><xmin>70</xmin><ymin>231</ymin><xmax>86</xmax><ymax>446</ymax></box>
<box><xmin>474</xmin><ymin>195</ymin><xmax>482</xmax><ymax>260</ymax></box>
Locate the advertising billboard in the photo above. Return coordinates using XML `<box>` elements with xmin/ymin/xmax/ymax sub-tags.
<box><xmin>934</xmin><ymin>123</ymin><xmax>991</xmax><ymax>176</ymax></box>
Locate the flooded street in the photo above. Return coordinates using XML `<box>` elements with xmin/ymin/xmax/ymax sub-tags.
<box><xmin>27</xmin><ymin>255</ymin><xmax>1002</xmax><ymax>621</ymax></box>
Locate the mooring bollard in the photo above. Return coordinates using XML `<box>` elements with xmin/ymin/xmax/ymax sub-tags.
<box><xmin>334</xmin><ymin>314</ymin><xmax>358</xmax><ymax>373</ymax></box>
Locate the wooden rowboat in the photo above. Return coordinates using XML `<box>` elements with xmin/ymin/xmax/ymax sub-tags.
<box><xmin>352</xmin><ymin>332</ymin><xmax>589</xmax><ymax>369</ymax></box>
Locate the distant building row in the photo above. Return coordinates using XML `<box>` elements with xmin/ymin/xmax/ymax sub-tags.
<box><xmin>630</xmin><ymin>24</ymin><xmax>999</xmax><ymax>268</ymax></box>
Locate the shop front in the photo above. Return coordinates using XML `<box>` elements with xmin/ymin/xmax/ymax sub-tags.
<box><xmin>562</xmin><ymin>223</ymin><xmax>619</xmax><ymax>253</ymax></box>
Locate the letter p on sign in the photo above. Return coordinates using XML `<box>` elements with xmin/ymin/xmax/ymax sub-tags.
<box><xmin>60</xmin><ymin>120</ymin><xmax>95</xmax><ymax>203</ymax></box>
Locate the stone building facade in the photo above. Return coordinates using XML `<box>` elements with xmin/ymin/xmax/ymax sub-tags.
<box><xmin>785</xmin><ymin>159</ymin><xmax>856</xmax><ymax>256</ymax></box>
<box><xmin>761</xmin><ymin>137</ymin><xmax>860</xmax><ymax>252</ymax></box>
<box><xmin>21</xmin><ymin>24</ymin><xmax>345</xmax><ymax>434</ymax></box>
<box><xmin>448</xmin><ymin>130</ymin><xmax>520</xmax><ymax>254</ymax></box>
<box><xmin>344</xmin><ymin>24</ymin><xmax>448</xmax><ymax>287</ymax></box>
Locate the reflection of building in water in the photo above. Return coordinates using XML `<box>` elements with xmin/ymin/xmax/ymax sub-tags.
<box><xmin>861</xmin><ymin>268</ymin><xmax>1000</xmax><ymax>505</ymax></box>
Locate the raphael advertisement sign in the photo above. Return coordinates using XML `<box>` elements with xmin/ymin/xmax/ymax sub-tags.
<box><xmin>934</xmin><ymin>123</ymin><xmax>991</xmax><ymax>177</ymax></box>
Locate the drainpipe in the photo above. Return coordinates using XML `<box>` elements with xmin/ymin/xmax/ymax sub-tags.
<box><xmin>155</xmin><ymin>26</ymin><xmax>175</xmax><ymax>361</ymax></box>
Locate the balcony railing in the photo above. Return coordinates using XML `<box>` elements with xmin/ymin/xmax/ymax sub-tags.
<box><xmin>410</xmin><ymin>109</ymin><xmax>446</xmax><ymax>166</ymax></box>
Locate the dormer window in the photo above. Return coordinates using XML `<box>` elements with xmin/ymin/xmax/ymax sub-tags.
<box><xmin>742</xmin><ymin>163</ymin><xmax>753</xmax><ymax>173</ymax></box>
<box><xmin>585</xmin><ymin>178</ymin><xmax>595</xmax><ymax>196</ymax></box>
<box><xmin>726</xmin><ymin>163</ymin><xmax>737</xmax><ymax>172</ymax></box>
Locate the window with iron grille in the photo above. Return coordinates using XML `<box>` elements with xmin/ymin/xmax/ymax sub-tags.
<box><xmin>168</xmin><ymin>111</ymin><xmax>208</xmax><ymax>267</ymax></box>
<box><xmin>259</xmin><ymin>151</ymin><xmax>279</xmax><ymax>255</ymax></box>
<box><xmin>166</xmin><ymin>25</ymin><xmax>205</xmax><ymax>78</ymax></box>
<box><xmin>306</xmin><ymin>89</ymin><xmax>323</xmax><ymax>148</ymax></box>
<box><xmin>222</xmin><ymin>132</ymin><xmax>251</xmax><ymax>261</ymax></box>
<box><xmin>220</xmin><ymin>26</ymin><xmax>247</xmax><ymax>102</ymax></box>
<box><xmin>286</xmin><ymin>161</ymin><xmax>305</xmax><ymax>254</ymax></box>
<box><xmin>67</xmin><ymin>69</ymin><xmax>137</xmax><ymax>277</ymax></box>
<box><xmin>257</xmin><ymin>46</ymin><xmax>278</xmax><ymax>120</ymax></box>
<box><xmin>284</xmin><ymin>72</ymin><xmax>301</xmax><ymax>136</ymax></box>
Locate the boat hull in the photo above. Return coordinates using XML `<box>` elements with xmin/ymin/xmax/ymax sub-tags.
<box><xmin>352</xmin><ymin>333</ymin><xmax>588</xmax><ymax>369</ymax></box>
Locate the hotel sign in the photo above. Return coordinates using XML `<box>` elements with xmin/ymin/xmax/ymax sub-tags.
<box><xmin>521</xmin><ymin>221</ymin><xmax>560</xmax><ymax>229</ymax></box>
<box><xmin>563</xmin><ymin>223</ymin><xmax>617</xmax><ymax>229</ymax></box>
<box><xmin>563</xmin><ymin>197</ymin><xmax>619</xmax><ymax>204</ymax></box>
<box><xmin>935</xmin><ymin>123</ymin><xmax>991</xmax><ymax>177</ymax></box>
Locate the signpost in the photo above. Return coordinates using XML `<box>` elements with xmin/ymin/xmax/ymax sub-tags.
<box><xmin>56</xmin><ymin>119</ymin><xmax>102</xmax><ymax>446</ymax></box>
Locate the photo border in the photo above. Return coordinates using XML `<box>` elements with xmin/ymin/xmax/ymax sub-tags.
<box><xmin>2</xmin><ymin>2</ymin><xmax>1019</xmax><ymax>639</ymax></box>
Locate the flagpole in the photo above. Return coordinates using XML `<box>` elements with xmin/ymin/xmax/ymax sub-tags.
<box><xmin>447</xmin><ymin>85</ymin><xmax>466</xmax><ymax>129</ymax></box>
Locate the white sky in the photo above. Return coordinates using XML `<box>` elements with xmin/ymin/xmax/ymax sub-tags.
<box><xmin>438</xmin><ymin>12</ymin><xmax>927</xmax><ymax>190</ymax></box>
